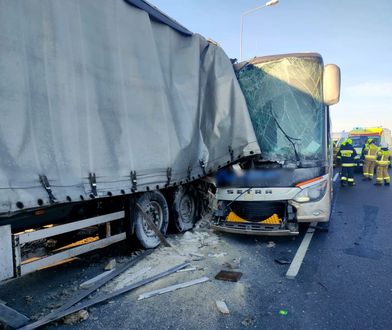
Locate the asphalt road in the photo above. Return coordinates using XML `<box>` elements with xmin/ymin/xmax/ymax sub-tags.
<box><xmin>1</xmin><ymin>171</ymin><xmax>391</xmax><ymax>330</ymax></box>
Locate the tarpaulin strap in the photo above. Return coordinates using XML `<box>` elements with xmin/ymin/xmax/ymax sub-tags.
<box><xmin>228</xmin><ymin>146</ymin><xmax>234</xmax><ymax>162</ymax></box>
<box><xmin>199</xmin><ymin>160</ymin><xmax>206</xmax><ymax>176</ymax></box>
<box><xmin>39</xmin><ymin>175</ymin><xmax>58</xmax><ymax>204</ymax></box>
<box><xmin>131</xmin><ymin>171</ymin><xmax>137</xmax><ymax>192</ymax></box>
<box><xmin>166</xmin><ymin>167</ymin><xmax>172</xmax><ymax>187</ymax></box>
<box><xmin>89</xmin><ymin>173</ymin><xmax>97</xmax><ymax>196</ymax></box>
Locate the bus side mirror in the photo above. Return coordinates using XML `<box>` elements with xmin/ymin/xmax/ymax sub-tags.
<box><xmin>323</xmin><ymin>64</ymin><xmax>341</xmax><ymax>106</ymax></box>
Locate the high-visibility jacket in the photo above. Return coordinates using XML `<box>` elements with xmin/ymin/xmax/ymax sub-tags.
<box><xmin>337</xmin><ymin>143</ymin><xmax>357</xmax><ymax>167</ymax></box>
<box><xmin>361</xmin><ymin>142</ymin><xmax>370</xmax><ymax>160</ymax></box>
<box><xmin>364</xmin><ymin>143</ymin><xmax>380</xmax><ymax>160</ymax></box>
<box><xmin>376</xmin><ymin>148</ymin><xmax>391</xmax><ymax>166</ymax></box>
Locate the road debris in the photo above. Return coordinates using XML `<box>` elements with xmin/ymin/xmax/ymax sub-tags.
<box><xmin>241</xmin><ymin>316</ymin><xmax>255</xmax><ymax>326</ymax></box>
<box><xmin>194</xmin><ymin>218</ymin><xmax>211</xmax><ymax>229</ymax></box>
<box><xmin>138</xmin><ymin>276</ymin><xmax>209</xmax><ymax>300</ymax></box>
<box><xmin>189</xmin><ymin>252</ymin><xmax>205</xmax><ymax>261</ymax></box>
<box><xmin>80</xmin><ymin>270</ymin><xmax>116</xmax><ymax>289</ymax></box>
<box><xmin>222</xmin><ymin>257</ymin><xmax>241</xmax><ymax>270</ymax></box>
<box><xmin>267</xmin><ymin>241</ymin><xmax>276</xmax><ymax>248</ymax></box>
<box><xmin>215</xmin><ymin>270</ymin><xmax>243</xmax><ymax>282</ymax></box>
<box><xmin>274</xmin><ymin>257</ymin><xmax>291</xmax><ymax>265</ymax></box>
<box><xmin>21</xmin><ymin>261</ymin><xmax>190</xmax><ymax>329</ymax></box>
<box><xmin>215</xmin><ymin>300</ymin><xmax>230</xmax><ymax>314</ymax></box>
<box><xmin>104</xmin><ymin>259</ymin><xmax>116</xmax><ymax>271</ymax></box>
<box><xmin>208</xmin><ymin>252</ymin><xmax>227</xmax><ymax>258</ymax></box>
<box><xmin>19</xmin><ymin>249</ymin><xmax>154</xmax><ymax>330</ymax></box>
<box><xmin>176</xmin><ymin>267</ymin><xmax>197</xmax><ymax>273</ymax></box>
<box><xmin>0</xmin><ymin>302</ymin><xmax>30</xmax><ymax>328</ymax></box>
<box><xmin>62</xmin><ymin>310</ymin><xmax>89</xmax><ymax>325</ymax></box>
<box><xmin>318</xmin><ymin>281</ymin><xmax>329</xmax><ymax>291</ymax></box>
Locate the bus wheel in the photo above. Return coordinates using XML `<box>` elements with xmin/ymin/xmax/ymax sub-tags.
<box><xmin>172</xmin><ymin>185</ymin><xmax>197</xmax><ymax>232</ymax></box>
<box><xmin>133</xmin><ymin>191</ymin><xmax>169</xmax><ymax>249</ymax></box>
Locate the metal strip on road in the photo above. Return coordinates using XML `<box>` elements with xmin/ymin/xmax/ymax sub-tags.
<box><xmin>0</xmin><ymin>303</ymin><xmax>30</xmax><ymax>328</ymax></box>
<box><xmin>333</xmin><ymin>173</ymin><xmax>339</xmax><ymax>182</ymax></box>
<box><xmin>286</xmin><ymin>223</ymin><xmax>317</xmax><ymax>279</ymax></box>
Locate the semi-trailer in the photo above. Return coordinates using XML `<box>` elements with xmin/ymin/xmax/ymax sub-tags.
<box><xmin>0</xmin><ymin>0</ymin><xmax>260</xmax><ymax>281</ymax></box>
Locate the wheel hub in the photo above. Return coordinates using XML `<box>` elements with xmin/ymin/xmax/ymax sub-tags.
<box><xmin>142</xmin><ymin>201</ymin><xmax>163</xmax><ymax>237</ymax></box>
<box><xmin>179</xmin><ymin>195</ymin><xmax>195</xmax><ymax>224</ymax></box>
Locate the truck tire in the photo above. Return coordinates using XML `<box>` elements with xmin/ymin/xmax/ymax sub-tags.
<box><xmin>172</xmin><ymin>185</ymin><xmax>198</xmax><ymax>232</ymax></box>
<box><xmin>133</xmin><ymin>191</ymin><xmax>169</xmax><ymax>249</ymax></box>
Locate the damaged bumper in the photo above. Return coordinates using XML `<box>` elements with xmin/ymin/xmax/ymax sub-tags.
<box><xmin>211</xmin><ymin>222</ymin><xmax>299</xmax><ymax>236</ymax></box>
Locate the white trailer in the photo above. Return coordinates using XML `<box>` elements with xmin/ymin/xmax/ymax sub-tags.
<box><xmin>0</xmin><ymin>0</ymin><xmax>260</xmax><ymax>281</ymax></box>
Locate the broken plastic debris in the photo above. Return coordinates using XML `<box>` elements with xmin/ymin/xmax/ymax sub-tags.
<box><xmin>208</xmin><ymin>252</ymin><xmax>227</xmax><ymax>258</ymax></box>
<box><xmin>274</xmin><ymin>257</ymin><xmax>291</xmax><ymax>265</ymax></box>
<box><xmin>215</xmin><ymin>301</ymin><xmax>230</xmax><ymax>314</ymax></box>
<box><xmin>267</xmin><ymin>241</ymin><xmax>276</xmax><ymax>248</ymax></box>
<box><xmin>241</xmin><ymin>316</ymin><xmax>255</xmax><ymax>326</ymax></box>
<box><xmin>63</xmin><ymin>310</ymin><xmax>89</xmax><ymax>325</ymax></box>
<box><xmin>104</xmin><ymin>259</ymin><xmax>116</xmax><ymax>271</ymax></box>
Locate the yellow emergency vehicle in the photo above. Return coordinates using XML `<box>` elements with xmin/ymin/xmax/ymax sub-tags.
<box><xmin>348</xmin><ymin>127</ymin><xmax>392</xmax><ymax>169</ymax></box>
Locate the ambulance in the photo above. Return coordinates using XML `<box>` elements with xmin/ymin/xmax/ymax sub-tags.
<box><xmin>348</xmin><ymin>127</ymin><xmax>392</xmax><ymax>168</ymax></box>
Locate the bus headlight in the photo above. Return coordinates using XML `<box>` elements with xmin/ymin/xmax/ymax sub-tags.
<box><xmin>293</xmin><ymin>179</ymin><xmax>328</xmax><ymax>203</ymax></box>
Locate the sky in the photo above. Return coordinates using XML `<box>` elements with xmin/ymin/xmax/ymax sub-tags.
<box><xmin>148</xmin><ymin>0</ymin><xmax>392</xmax><ymax>133</ymax></box>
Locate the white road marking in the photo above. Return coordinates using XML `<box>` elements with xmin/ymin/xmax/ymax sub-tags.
<box><xmin>333</xmin><ymin>173</ymin><xmax>339</xmax><ymax>182</ymax></box>
<box><xmin>286</xmin><ymin>223</ymin><xmax>318</xmax><ymax>279</ymax></box>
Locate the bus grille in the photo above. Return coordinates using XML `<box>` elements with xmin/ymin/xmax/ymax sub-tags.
<box><xmin>230</xmin><ymin>201</ymin><xmax>286</xmax><ymax>222</ymax></box>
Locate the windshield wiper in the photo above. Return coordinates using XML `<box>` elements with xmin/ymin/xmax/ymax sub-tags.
<box><xmin>269</xmin><ymin>109</ymin><xmax>302</xmax><ymax>166</ymax></box>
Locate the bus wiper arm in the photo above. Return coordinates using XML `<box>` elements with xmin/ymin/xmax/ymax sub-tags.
<box><xmin>270</xmin><ymin>109</ymin><xmax>302</xmax><ymax>166</ymax></box>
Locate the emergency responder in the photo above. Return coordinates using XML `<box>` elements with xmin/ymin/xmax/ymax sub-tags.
<box><xmin>361</xmin><ymin>139</ymin><xmax>379</xmax><ymax>180</ymax></box>
<box><xmin>337</xmin><ymin>138</ymin><xmax>357</xmax><ymax>186</ymax></box>
<box><xmin>360</xmin><ymin>138</ymin><xmax>372</xmax><ymax>163</ymax></box>
<box><xmin>375</xmin><ymin>144</ymin><xmax>391</xmax><ymax>185</ymax></box>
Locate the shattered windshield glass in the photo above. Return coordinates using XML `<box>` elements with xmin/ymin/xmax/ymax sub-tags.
<box><xmin>236</xmin><ymin>55</ymin><xmax>325</xmax><ymax>166</ymax></box>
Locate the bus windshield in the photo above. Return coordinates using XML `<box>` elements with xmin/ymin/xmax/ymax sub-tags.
<box><xmin>237</xmin><ymin>55</ymin><xmax>325</xmax><ymax>167</ymax></box>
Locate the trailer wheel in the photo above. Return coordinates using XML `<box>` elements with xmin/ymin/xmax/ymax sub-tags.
<box><xmin>133</xmin><ymin>191</ymin><xmax>169</xmax><ymax>249</ymax></box>
<box><xmin>172</xmin><ymin>185</ymin><xmax>197</xmax><ymax>232</ymax></box>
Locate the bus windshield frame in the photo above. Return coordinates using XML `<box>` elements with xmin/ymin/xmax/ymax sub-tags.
<box><xmin>236</xmin><ymin>54</ymin><xmax>326</xmax><ymax>167</ymax></box>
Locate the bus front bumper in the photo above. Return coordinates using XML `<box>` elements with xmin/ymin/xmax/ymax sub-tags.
<box><xmin>211</xmin><ymin>222</ymin><xmax>299</xmax><ymax>236</ymax></box>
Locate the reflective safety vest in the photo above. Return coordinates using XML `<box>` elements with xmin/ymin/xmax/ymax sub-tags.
<box><xmin>361</xmin><ymin>143</ymin><xmax>369</xmax><ymax>160</ymax></box>
<box><xmin>365</xmin><ymin>143</ymin><xmax>379</xmax><ymax>160</ymax></box>
<box><xmin>364</xmin><ymin>142</ymin><xmax>369</xmax><ymax>152</ymax></box>
<box><xmin>376</xmin><ymin>149</ymin><xmax>391</xmax><ymax>166</ymax></box>
<box><xmin>337</xmin><ymin>144</ymin><xmax>357</xmax><ymax>167</ymax></box>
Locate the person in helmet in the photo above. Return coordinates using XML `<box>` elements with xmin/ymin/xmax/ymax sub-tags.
<box><xmin>361</xmin><ymin>139</ymin><xmax>379</xmax><ymax>180</ymax></box>
<box><xmin>375</xmin><ymin>143</ymin><xmax>391</xmax><ymax>185</ymax></box>
<box><xmin>360</xmin><ymin>138</ymin><xmax>373</xmax><ymax>161</ymax></box>
<box><xmin>337</xmin><ymin>138</ymin><xmax>357</xmax><ymax>186</ymax></box>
